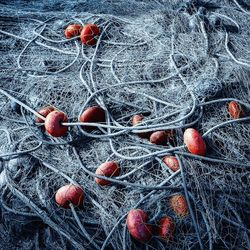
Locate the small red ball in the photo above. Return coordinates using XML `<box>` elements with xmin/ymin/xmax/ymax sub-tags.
<box><xmin>183</xmin><ymin>128</ymin><xmax>206</xmax><ymax>156</ymax></box>
<box><xmin>65</xmin><ymin>24</ymin><xmax>82</xmax><ymax>39</ymax></box>
<box><xmin>36</xmin><ymin>106</ymin><xmax>55</xmax><ymax>123</ymax></box>
<box><xmin>127</xmin><ymin>209</ymin><xmax>152</xmax><ymax>242</ymax></box>
<box><xmin>55</xmin><ymin>184</ymin><xmax>84</xmax><ymax>208</ymax></box>
<box><xmin>95</xmin><ymin>161</ymin><xmax>121</xmax><ymax>186</ymax></box>
<box><xmin>169</xmin><ymin>194</ymin><xmax>188</xmax><ymax>217</ymax></box>
<box><xmin>132</xmin><ymin>114</ymin><xmax>152</xmax><ymax>139</ymax></box>
<box><xmin>228</xmin><ymin>101</ymin><xmax>245</xmax><ymax>119</ymax></box>
<box><xmin>45</xmin><ymin>110</ymin><xmax>68</xmax><ymax>137</ymax></box>
<box><xmin>156</xmin><ymin>216</ymin><xmax>175</xmax><ymax>241</ymax></box>
<box><xmin>150</xmin><ymin>130</ymin><xmax>174</xmax><ymax>145</ymax></box>
<box><xmin>79</xmin><ymin>106</ymin><xmax>105</xmax><ymax>132</ymax></box>
<box><xmin>163</xmin><ymin>156</ymin><xmax>179</xmax><ymax>172</ymax></box>
<box><xmin>80</xmin><ymin>23</ymin><xmax>100</xmax><ymax>46</ymax></box>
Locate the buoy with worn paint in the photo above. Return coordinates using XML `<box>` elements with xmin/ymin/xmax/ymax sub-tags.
<box><xmin>80</xmin><ymin>23</ymin><xmax>100</xmax><ymax>46</ymax></box>
<box><xmin>65</xmin><ymin>24</ymin><xmax>82</xmax><ymax>39</ymax></box>
<box><xmin>163</xmin><ymin>156</ymin><xmax>179</xmax><ymax>172</ymax></box>
<box><xmin>156</xmin><ymin>216</ymin><xmax>175</xmax><ymax>241</ymax></box>
<box><xmin>228</xmin><ymin>101</ymin><xmax>245</xmax><ymax>119</ymax></box>
<box><xmin>169</xmin><ymin>194</ymin><xmax>189</xmax><ymax>217</ymax></box>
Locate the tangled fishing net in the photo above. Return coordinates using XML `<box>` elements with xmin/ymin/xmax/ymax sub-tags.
<box><xmin>0</xmin><ymin>0</ymin><xmax>250</xmax><ymax>249</ymax></box>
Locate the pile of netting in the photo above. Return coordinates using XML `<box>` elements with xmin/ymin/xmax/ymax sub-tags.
<box><xmin>0</xmin><ymin>0</ymin><xmax>250</xmax><ymax>249</ymax></box>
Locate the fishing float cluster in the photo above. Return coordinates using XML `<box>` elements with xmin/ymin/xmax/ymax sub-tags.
<box><xmin>34</xmin><ymin>23</ymin><xmax>246</xmax><ymax>241</ymax></box>
<box><xmin>9</xmin><ymin>21</ymin><xmax>247</xmax><ymax>245</ymax></box>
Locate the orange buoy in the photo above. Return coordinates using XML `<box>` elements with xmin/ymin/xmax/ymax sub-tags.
<box><xmin>169</xmin><ymin>194</ymin><xmax>189</xmax><ymax>217</ymax></box>
<box><xmin>228</xmin><ymin>101</ymin><xmax>245</xmax><ymax>119</ymax></box>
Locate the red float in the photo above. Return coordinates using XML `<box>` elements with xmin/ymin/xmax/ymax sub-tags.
<box><xmin>228</xmin><ymin>101</ymin><xmax>245</xmax><ymax>119</ymax></box>
<box><xmin>95</xmin><ymin>161</ymin><xmax>121</xmax><ymax>186</ymax></box>
<box><xmin>65</xmin><ymin>24</ymin><xmax>82</xmax><ymax>39</ymax></box>
<box><xmin>163</xmin><ymin>156</ymin><xmax>179</xmax><ymax>172</ymax></box>
<box><xmin>183</xmin><ymin>128</ymin><xmax>206</xmax><ymax>156</ymax></box>
<box><xmin>36</xmin><ymin>106</ymin><xmax>55</xmax><ymax>123</ymax></box>
<box><xmin>156</xmin><ymin>216</ymin><xmax>175</xmax><ymax>241</ymax></box>
<box><xmin>80</xmin><ymin>23</ymin><xmax>100</xmax><ymax>46</ymax></box>
<box><xmin>127</xmin><ymin>209</ymin><xmax>152</xmax><ymax>242</ymax></box>
<box><xmin>55</xmin><ymin>184</ymin><xmax>84</xmax><ymax>208</ymax></box>
<box><xmin>45</xmin><ymin>110</ymin><xmax>68</xmax><ymax>137</ymax></box>
<box><xmin>169</xmin><ymin>194</ymin><xmax>188</xmax><ymax>217</ymax></box>
<box><xmin>150</xmin><ymin>130</ymin><xmax>174</xmax><ymax>145</ymax></box>
<box><xmin>79</xmin><ymin>106</ymin><xmax>105</xmax><ymax>132</ymax></box>
<box><xmin>132</xmin><ymin>114</ymin><xmax>152</xmax><ymax>139</ymax></box>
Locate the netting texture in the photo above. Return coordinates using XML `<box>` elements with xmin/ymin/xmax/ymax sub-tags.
<box><xmin>0</xmin><ymin>0</ymin><xmax>250</xmax><ymax>249</ymax></box>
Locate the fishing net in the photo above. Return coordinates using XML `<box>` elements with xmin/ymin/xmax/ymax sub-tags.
<box><xmin>0</xmin><ymin>0</ymin><xmax>249</xmax><ymax>249</ymax></box>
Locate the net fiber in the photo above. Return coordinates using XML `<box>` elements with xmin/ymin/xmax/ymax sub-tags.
<box><xmin>0</xmin><ymin>0</ymin><xmax>249</xmax><ymax>249</ymax></box>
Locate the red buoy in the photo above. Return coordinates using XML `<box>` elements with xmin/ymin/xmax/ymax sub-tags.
<box><xmin>79</xmin><ymin>106</ymin><xmax>105</xmax><ymax>132</ymax></box>
<box><xmin>55</xmin><ymin>184</ymin><xmax>84</xmax><ymax>208</ymax></box>
<box><xmin>95</xmin><ymin>161</ymin><xmax>121</xmax><ymax>186</ymax></box>
<box><xmin>228</xmin><ymin>101</ymin><xmax>245</xmax><ymax>119</ymax></box>
<box><xmin>183</xmin><ymin>128</ymin><xmax>206</xmax><ymax>156</ymax></box>
<box><xmin>80</xmin><ymin>23</ymin><xmax>100</xmax><ymax>46</ymax></box>
<box><xmin>163</xmin><ymin>156</ymin><xmax>179</xmax><ymax>172</ymax></box>
<box><xmin>132</xmin><ymin>114</ymin><xmax>152</xmax><ymax>139</ymax></box>
<box><xmin>150</xmin><ymin>130</ymin><xmax>174</xmax><ymax>145</ymax></box>
<box><xmin>127</xmin><ymin>209</ymin><xmax>152</xmax><ymax>242</ymax></box>
<box><xmin>65</xmin><ymin>24</ymin><xmax>82</xmax><ymax>39</ymax></box>
<box><xmin>169</xmin><ymin>194</ymin><xmax>188</xmax><ymax>217</ymax></box>
<box><xmin>45</xmin><ymin>110</ymin><xmax>68</xmax><ymax>137</ymax></box>
<box><xmin>156</xmin><ymin>216</ymin><xmax>175</xmax><ymax>241</ymax></box>
<box><xmin>36</xmin><ymin>106</ymin><xmax>55</xmax><ymax>123</ymax></box>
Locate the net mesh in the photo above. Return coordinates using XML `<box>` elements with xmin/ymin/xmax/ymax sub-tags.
<box><xmin>0</xmin><ymin>0</ymin><xmax>249</xmax><ymax>249</ymax></box>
